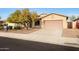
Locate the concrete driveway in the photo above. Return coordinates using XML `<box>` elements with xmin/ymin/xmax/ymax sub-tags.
<box><xmin>0</xmin><ymin>29</ymin><xmax>79</xmax><ymax>48</ymax></box>
<box><xmin>0</xmin><ymin>29</ymin><xmax>63</xmax><ymax>44</ymax></box>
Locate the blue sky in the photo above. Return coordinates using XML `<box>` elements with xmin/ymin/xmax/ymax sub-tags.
<box><xmin>1</xmin><ymin>8</ymin><xmax>79</xmax><ymax>20</ymax></box>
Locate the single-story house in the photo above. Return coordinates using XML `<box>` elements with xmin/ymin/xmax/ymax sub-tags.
<box><xmin>67</xmin><ymin>19</ymin><xmax>73</xmax><ymax>29</ymax></box>
<box><xmin>0</xmin><ymin>20</ymin><xmax>4</xmax><ymax>25</ymax></box>
<box><xmin>63</xmin><ymin>18</ymin><xmax>79</xmax><ymax>29</ymax></box>
<box><xmin>6</xmin><ymin>22</ymin><xmax>17</xmax><ymax>29</ymax></box>
<box><xmin>36</xmin><ymin>13</ymin><xmax>68</xmax><ymax>36</ymax></box>
<box><xmin>73</xmin><ymin>18</ymin><xmax>79</xmax><ymax>29</ymax></box>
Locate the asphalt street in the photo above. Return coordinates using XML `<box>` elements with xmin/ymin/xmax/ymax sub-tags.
<box><xmin>0</xmin><ymin>36</ymin><xmax>79</xmax><ymax>51</ymax></box>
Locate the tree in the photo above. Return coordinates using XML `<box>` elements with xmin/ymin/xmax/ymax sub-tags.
<box><xmin>30</xmin><ymin>12</ymin><xmax>38</xmax><ymax>28</ymax></box>
<box><xmin>7</xmin><ymin>10</ymin><xmax>21</xmax><ymax>23</ymax></box>
<box><xmin>6</xmin><ymin>8</ymin><xmax>39</xmax><ymax>29</ymax></box>
<box><xmin>7</xmin><ymin>17</ymin><xmax>13</xmax><ymax>23</ymax></box>
<box><xmin>19</xmin><ymin>9</ymin><xmax>31</xmax><ymax>29</ymax></box>
<box><xmin>0</xmin><ymin>16</ymin><xmax>1</xmax><ymax>19</ymax></box>
<box><xmin>70</xmin><ymin>15</ymin><xmax>76</xmax><ymax>21</ymax></box>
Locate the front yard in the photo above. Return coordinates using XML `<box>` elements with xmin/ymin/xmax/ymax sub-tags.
<box><xmin>63</xmin><ymin>29</ymin><xmax>79</xmax><ymax>38</ymax></box>
<box><xmin>1</xmin><ymin>26</ymin><xmax>79</xmax><ymax>38</ymax></box>
<box><xmin>0</xmin><ymin>28</ymin><xmax>40</xmax><ymax>34</ymax></box>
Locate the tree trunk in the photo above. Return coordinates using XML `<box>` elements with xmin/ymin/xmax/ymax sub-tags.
<box><xmin>32</xmin><ymin>21</ymin><xmax>35</xmax><ymax>28</ymax></box>
<box><xmin>23</xmin><ymin>23</ymin><xmax>28</xmax><ymax>30</ymax></box>
<box><xmin>29</xmin><ymin>21</ymin><xmax>32</xmax><ymax>28</ymax></box>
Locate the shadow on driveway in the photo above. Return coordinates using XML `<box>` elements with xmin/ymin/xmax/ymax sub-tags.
<box><xmin>0</xmin><ymin>36</ymin><xmax>79</xmax><ymax>51</ymax></box>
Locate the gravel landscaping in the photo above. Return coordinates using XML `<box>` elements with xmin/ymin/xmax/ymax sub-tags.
<box><xmin>63</xmin><ymin>29</ymin><xmax>79</xmax><ymax>38</ymax></box>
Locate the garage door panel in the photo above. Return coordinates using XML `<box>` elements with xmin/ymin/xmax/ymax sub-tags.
<box><xmin>44</xmin><ymin>20</ymin><xmax>63</xmax><ymax>36</ymax></box>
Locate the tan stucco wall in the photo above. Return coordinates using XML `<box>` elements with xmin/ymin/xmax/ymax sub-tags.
<box><xmin>41</xmin><ymin>14</ymin><xmax>67</xmax><ymax>29</ymax></box>
<box><xmin>73</xmin><ymin>21</ymin><xmax>76</xmax><ymax>29</ymax></box>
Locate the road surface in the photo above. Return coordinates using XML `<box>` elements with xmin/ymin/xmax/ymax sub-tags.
<box><xmin>0</xmin><ymin>36</ymin><xmax>79</xmax><ymax>51</ymax></box>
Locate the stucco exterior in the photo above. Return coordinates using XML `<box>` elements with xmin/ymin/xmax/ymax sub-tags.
<box><xmin>73</xmin><ymin>21</ymin><xmax>76</xmax><ymax>29</ymax></box>
<box><xmin>5</xmin><ymin>22</ymin><xmax>18</xmax><ymax>29</ymax></box>
<box><xmin>41</xmin><ymin>14</ymin><xmax>68</xmax><ymax>29</ymax></box>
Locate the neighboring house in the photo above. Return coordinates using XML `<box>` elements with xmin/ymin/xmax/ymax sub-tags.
<box><xmin>36</xmin><ymin>13</ymin><xmax>68</xmax><ymax>36</ymax></box>
<box><xmin>5</xmin><ymin>22</ymin><xmax>18</xmax><ymax>29</ymax></box>
<box><xmin>67</xmin><ymin>19</ymin><xmax>73</xmax><ymax>29</ymax></box>
<box><xmin>64</xmin><ymin>17</ymin><xmax>79</xmax><ymax>29</ymax></box>
<box><xmin>73</xmin><ymin>18</ymin><xmax>79</xmax><ymax>29</ymax></box>
<box><xmin>0</xmin><ymin>20</ymin><xmax>5</xmax><ymax>25</ymax></box>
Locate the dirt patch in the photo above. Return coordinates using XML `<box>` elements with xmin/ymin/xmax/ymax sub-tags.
<box><xmin>0</xmin><ymin>28</ymin><xmax>40</xmax><ymax>34</ymax></box>
<box><xmin>63</xmin><ymin>29</ymin><xmax>79</xmax><ymax>38</ymax></box>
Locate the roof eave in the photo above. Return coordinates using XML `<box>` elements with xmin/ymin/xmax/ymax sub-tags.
<box><xmin>40</xmin><ymin>13</ymin><xmax>68</xmax><ymax>19</ymax></box>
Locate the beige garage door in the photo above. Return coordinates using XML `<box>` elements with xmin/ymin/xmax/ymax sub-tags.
<box><xmin>44</xmin><ymin>20</ymin><xmax>63</xmax><ymax>36</ymax></box>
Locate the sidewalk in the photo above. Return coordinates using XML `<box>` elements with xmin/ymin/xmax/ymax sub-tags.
<box><xmin>0</xmin><ymin>31</ymin><xmax>79</xmax><ymax>48</ymax></box>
